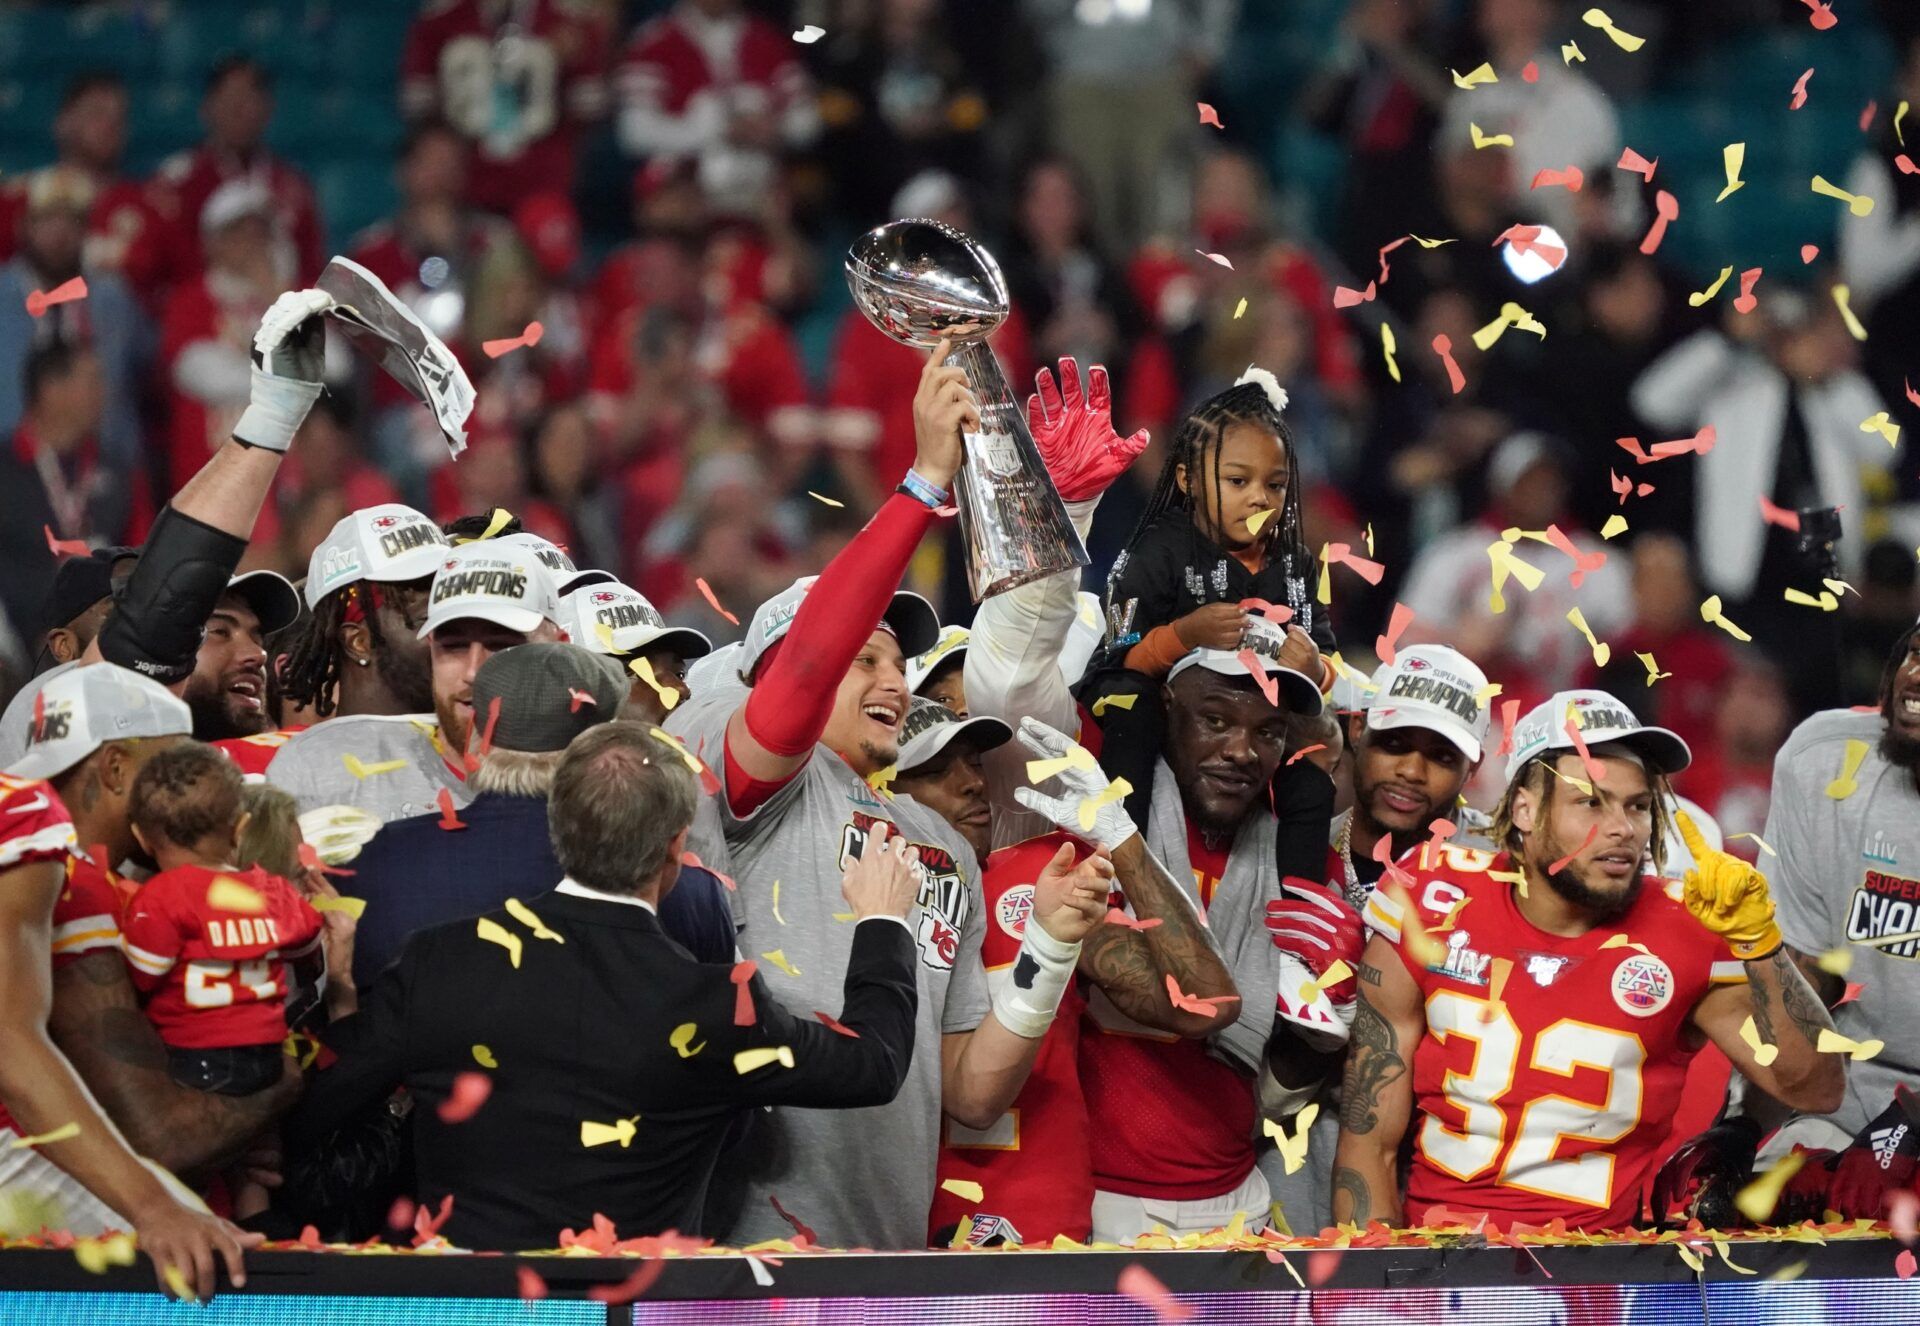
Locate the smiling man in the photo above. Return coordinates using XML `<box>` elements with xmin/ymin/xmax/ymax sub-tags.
<box><xmin>1332</xmin><ymin>689</ymin><xmax>1842</xmax><ymax>1231</ymax></box>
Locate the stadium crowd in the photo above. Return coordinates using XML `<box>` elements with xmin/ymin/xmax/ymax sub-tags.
<box><xmin>6</xmin><ymin>0</ymin><xmax>1920</xmax><ymax>1303</ymax></box>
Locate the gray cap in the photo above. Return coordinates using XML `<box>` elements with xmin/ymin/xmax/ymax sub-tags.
<box><xmin>469</xmin><ymin>643</ymin><xmax>628</xmax><ymax>754</ymax></box>
<box><xmin>738</xmin><ymin>576</ymin><xmax>940</xmax><ymax>683</ymax></box>
<box><xmin>895</xmin><ymin>695</ymin><xmax>1012</xmax><ymax>774</ymax></box>
<box><xmin>8</xmin><ymin>663</ymin><xmax>192</xmax><ymax>780</ymax></box>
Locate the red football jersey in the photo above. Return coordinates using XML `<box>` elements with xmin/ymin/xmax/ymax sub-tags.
<box><xmin>121</xmin><ymin>864</ymin><xmax>322</xmax><ymax>1050</ymax></box>
<box><xmin>1365</xmin><ymin>848</ymin><xmax>1746</xmax><ymax>1230</ymax></box>
<box><xmin>1077</xmin><ymin>827</ymin><xmax>1256</xmax><ymax>1202</ymax></box>
<box><xmin>146</xmin><ymin>146</ymin><xmax>324</xmax><ymax>287</ymax></box>
<box><xmin>930</xmin><ymin>831</ymin><xmax>1092</xmax><ymax>1245</ymax></box>
<box><xmin>0</xmin><ymin>777</ymin><xmax>83</xmax><ymax>1135</ymax></box>
<box><xmin>213</xmin><ymin>729</ymin><xmax>304</xmax><ymax>780</ymax></box>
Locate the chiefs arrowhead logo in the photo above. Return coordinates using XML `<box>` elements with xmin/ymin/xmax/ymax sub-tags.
<box><xmin>591</xmin><ymin>591</ymin><xmax>619</xmax><ymax>604</ymax></box>
<box><xmin>1405</xmin><ymin>657</ymin><xmax>1430</xmax><ymax>671</ymax></box>
<box><xmin>372</xmin><ymin>516</ymin><xmax>400</xmax><ymax>529</ymax></box>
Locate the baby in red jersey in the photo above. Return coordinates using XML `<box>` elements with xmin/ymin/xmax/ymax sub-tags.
<box><xmin>124</xmin><ymin>742</ymin><xmax>322</xmax><ymax>1095</ymax></box>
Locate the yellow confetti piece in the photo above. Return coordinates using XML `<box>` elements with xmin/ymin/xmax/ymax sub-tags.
<box><xmin>580</xmin><ymin>1115</ymin><xmax>640</xmax><ymax>1148</ymax></box>
<box><xmin>806</xmin><ymin>491</ymin><xmax>844</xmax><ymax>507</ymax></box>
<box><xmin>1598</xmin><ymin>933</ymin><xmax>1651</xmax><ymax>954</ymax></box>
<box><xmin>1729</xmin><ymin>831</ymin><xmax>1775</xmax><ymax>856</ymax></box>
<box><xmin>475</xmin><ymin>508</ymin><xmax>515</xmax><ymax>541</ymax></box>
<box><xmin>941</xmin><ymin>1179</ymin><xmax>985</xmax><ymax>1203</ymax></box>
<box><xmin>1768</xmin><ymin>1259</ymin><xmax>1809</xmax><ymax>1282</ymax></box>
<box><xmin>310</xmin><ymin>894</ymin><xmax>366</xmax><ymax>918</ymax></box>
<box><xmin>1078</xmin><ymin>777</ymin><xmax>1132</xmax><ymax>832</ymax></box>
<box><xmin>72</xmin><ymin>1232</ymin><xmax>137</xmax><ymax>1275</ymax></box>
<box><xmin>1091</xmin><ymin>693</ymin><xmax>1139</xmax><ymax>717</ymax></box>
<box><xmin>1410</xmin><ymin>235</ymin><xmax>1457</xmax><ymax>249</ymax></box>
<box><xmin>1566</xmin><ymin>607</ymin><xmax>1610</xmax><ymax>667</ymax></box>
<box><xmin>1488</xmin><ymin>867</ymin><xmax>1529</xmax><ymax>897</ymax></box>
<box><xmin>1474</xmin><ymin>681</ymin><xmax>1503</xmax><ymax>704</ymax></box>
<box><xmin>629</xmin><ymin>656</ymin><xmax>680</xmax><ymax>711</ymax></box>
<box><xmin>1245</xmin><ymin>508</ymin><xmax>1276</xmax><ymax>537</ymax></box>
<box><xmin>949</xmin><ymin>1216</ymin><xmax>975</xmax><ymax>1248</ymax></box>
<box><xmin>1470</xmin><ymin>123</ymin><xmax>1514</xmax><ymax>149</ymax></box>
<box><xmin>1471</xmin><ymin>301</ymin><xmax>1548</xmax><ymax>351</ymax></box>
<box><xmin>1899</xmin><ymin>100</ymin><xmax>1910</xmax><ymax>147</ymax></box>
<box><xmin>1299</xmin><ymin>959</ymin><xmax>1353</xmax><ymax>1006</ymax></box>
<box><xmin>1271</xmin><ymin>1251</ymin><xmax>1306</xmax><ymax>1288</ymax></box>
<box><xmin>1825</xmin><ymin>738</ymin><xmax>1870</xmax><ymax>799</ymax></box>
<box><xmin>342</xmin><ymin>753</ymin><xmax>409</xmax><ymax>780</ymax></box>
<box><xmin>1862</xmin><ymin>411</ymin><xmax>1901</xmax><ymax>446</ymax></box>
<box><xmin>1562</xmin><ymin>40</ymin><xmax>1586</xmax><ymax>64</ymax></box>
<box><xmin>1739</xmin><ymin>1015</ymin><xmax>1780</xmax><ymax>1067</ymax></box>
<box><xmin>1583</xmin><ymin>7</ymin><xmax>1645</xmax><ymax>50</ymax></box>
<box><xmin>648</xmin><ymin>725</ymin><xmax>707</xmax><ymax>778</ymax></box>
<box><xmin>867</xmin><ymin>765</ymin><xmax>896</xmax><ymax>799</ymax></box>
<box><xmin>734</xmin><ymin>1046</ymin><xmax>796</xmax><ymax>1074</ymax></box>
<box><xmin>831</xmin><ymin>911</ymin><xmax>856</xmax><ymax>922</ymax></box>
<box><xmin>1816</xmin><ymin>947</ymin><xmax>1853</xmax><ymax>976</ymax></box>
<box><xmin>1233</xmin><ymin>297</ymin><xmax>1247</xmax><ymax>319</ymax></box>
<box><xmin>472</xmin><ymin>1044</ymin><xmax>497</xmax><ymax>1068</ymax></box>
<box><xmin>1451</xmin><ymin>62</ymin><xmax>1498</xmax><ymax>89</ymax></box>
<box><xmin>1262</xmin><ymin>1102</ymin><xmax>1319</xmax><ymax>1175</ymax></box>
<box><xmin>1601</xmin><ymin>514</ymin><xmax>1629</xmax><ymax>539</ymax></box>
<box><xmin>1712</xmin><ymin>1239</ymin><xmax>1756</xmax><ymax>1275</ymax></box>
<box><xmin>771</xmin><ymin>879</ymin><xmax>784</xmax><ymax>925</ymax></box>
<box><xmin>1832</xmin><ymin>285</ymin><xmax>1869</xmax><ymax>341</ymax></box>
<box><xmin>1784</xmin><ymin>587</ymin><xmax>1840</xmax><ymax>612</ymax></box>
<box><xmin>1381</xmin><ymin>322</ymin><xmax>1401</xmax><ymax>383</ymax></box>
<box><xmin>161</xmin><ymin>1263</ymin><xmax>198</xmax><ymax>1303</ymax></box>
<box><xmin>670</xmin><ymin>1023</ymin><xmax>706</xmax><ymax>1058</ymax></box>
<box><xmin>1316</xmin><ymin>545</ymin><xmax>1333</xmax><ymax>605</ymax></box>
<box><xmin>594</xmin><ymin>621</ymin><xmax>617</xmax><ymax>652</ymax></box>
<box><xmin>8</xmin><ymin>1122</ymin><xmax>79</xmax><ymax>1149</ymax></box>
<box><xmin>1636</xmin><ymin>652</ymin><xmax>1672</xmax><ymax>687</ymax></box>
<box><xmin>1364</xmin><ymin>522</ymin><xmax>1375</xmax><ymax>556</ymax></box>
<box><xmin>1486</xmin><ymin>538</ymin><xmax>1545</xmax><ymax>614</ymax></box>
<box><xmin>505</xmin><ymin>898</ymin><xmax>564</xmax><ymax>943</ymax></box>
<box><xmin>1026</xmin><ymin>744</ymin><xmax>1096</xmax><ymax>785</ymax></box>
<box><xmin>1689</xmin><ymin>265</ymin><xmax>1735</xmax><ymax>306</ymax></box>
<box><xmin>1700</xmin><ymin>595</ymin><xmax>1752</xmax><ymax>642</ymax></box>
<box><xmin>1737</xmin><ymin>1151</ymin><xmax>1806</xmax><ymax>1223</ymax></box>
<box><xmin>1812</xmin><ymin>174</ymin><xmax>1875</xmax><ymax>216</ymax></box>
<box><xmin>1817</xmin><ymin>1028</ymin><xmax>1885</xmax><ymax>1060</ymax></box>
<box><xmin>477</xmin><ymin>916</ymin><xmax>523</xmax><ymax>968</ymax></box>
<box><xmin>1823</xmin><ymin>577</ymin><xmax>1857</xmax><ymax>598</ymax></box>
<box><xmin>206</xmin><ymin>874</ymin><xmax>268</xmax><ymax>913</ymax></box>
<box><xmin>1716</xmin><ymin>145</ymin><xmax>1745</xmax><ymax>203</ymax></box>
<box><xmin>761</xmin><ymin>949</ymin><xmax>802</xmax><ymax>977</ymax></box>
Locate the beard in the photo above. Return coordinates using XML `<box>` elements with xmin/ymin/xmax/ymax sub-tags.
<box><xmin>1540</xmin><ymin>861</ymin><xmax>1643</xmax><ymax>919</ymax></box>
<box><xmin>1878</xmin><ymin>722</ymin><xmax>1920</xmax><ymax>777</ymax></box>
<box><xmin>374</xmin><ymin>636</ymin><xmax>435</xmax><ymax>714</ymax></box>
<box><xmin>184</xmin><ymin>681</ymin><xmax>270</xmax><ymax>741</ymax></box>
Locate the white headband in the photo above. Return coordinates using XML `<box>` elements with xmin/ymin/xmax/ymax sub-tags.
<box><xmin>1234</xmin><ymin>365</ymin><xmax>1289</xmax><ymax>415</ymax></box>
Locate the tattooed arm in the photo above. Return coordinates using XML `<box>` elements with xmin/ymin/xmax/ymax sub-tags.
<box><xmin>1782</xmin><ymin>944</ymin><xmax>1844</xmax><ymax>1007</ymax></box>
<box><xmin>49</xmin><ymin>951</ymin><xmax>301</xmax><ymax>1175</ymax></box>
<box><xmin>1692</xmin><ymin>948</ymin><xmax>1844</xmax><ymax>1116</ymax></box>
<box><xmin>1331</xmin><ymin>935</ymin><xmax>1423</xmax><ymax>1228</ymax></box>
<box><xmin>1076</xmin><ymin>835</ymin><xmax>1239</xmax><ymax>1035</ymax></box>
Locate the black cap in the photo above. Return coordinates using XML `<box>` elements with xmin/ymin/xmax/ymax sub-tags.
<box><xmin>40</xmin><ymin>545</ymin><xmax>138</xmax><ymax>636</ymax></box>
<box><xmin>471</xmin><ymin>643</ymin><xmax>629</xmax><ymax>753</ymax></box>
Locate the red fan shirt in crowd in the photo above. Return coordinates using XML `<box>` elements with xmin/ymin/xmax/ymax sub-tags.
<box><xmin>0</xmin><ymin>775</ymin><xmax>80</xmax><ymax>1135</ymax></box>
<box><xmin>1363</xmin><ymin>848</ymin><xmax>1746</xmax><ymax>1230</ymax></box>
<box><xmin>213</xmin><ymin>730</ymin><xmax>306</xmax><ymax>780</ymax></box>
<box><xmin>930</xmin><ymin>831</ymin><xmax>1093</xmax><ymax>1245</ymax></box>
<box><xmin>147</xmin><ymin>147</ymin><xmax>323</xmax><ymax>284</ymax></box>
<box><xmin>616</xmin><ymin>6</ymin><xmax>810</xmax><ymax>170</ymax></box>
<box><xmin>401</xmin><ymin>0</ymin><xmax>612</xmax><ymax>215</ymax></box>
<box><xmin>825</xmin><ymin>308</ymin><xmax>1035</xmax><ymax>496</ymax></box>
<box><xmin>1076</xmin><ymin>819</ymin><xmax>1256</xmax><ymax>1202</ymax></box>
<box><xmin>588</xmin><ymin>297</ymin><xmax>811</xmax><ymax>445</ymax></box>
<box><xmin>0</xmin><ymin>175</ymin><xmax>165</xmax><ymax>302</ymax></box>
<box><xmin>1576</xmin><ymin>626</ymin><xmax>1732</xmax><ymax>762</ymax></box>
<box><xmin>121</xmin><ymin>864</ymin><xmax>323</xmax><ymax>1050</ymax></box>
<box><xmin>159</xmin><ymin>270</ymin><xmax>274</xmax><ymax>489</ymax></box>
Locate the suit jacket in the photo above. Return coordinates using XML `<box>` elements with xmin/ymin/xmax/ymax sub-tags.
<box><xmin>284</xmin><ymin>888</ymin><xmax>918</xmax><ymax>1251</ymax></box>
<box><xmin>343</xmin><ymin>791</ymin><xmax>738</xmax><ymax>985</ymax></box>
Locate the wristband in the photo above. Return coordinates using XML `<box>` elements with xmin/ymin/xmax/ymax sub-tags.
<box><xmin>990</xmin><ymin>919</ymin><xmax>1079</xmax><ymax>1039</ymax></box>
<box><xmin>1731</xmin><ymin>923</ymin><xmax>1783</xmax><ymax>964</ymax></box>
<box><xmin>233</xmin><ymin>366</ymin><xmax>323</xmax><ymax>454</ymax></box>
<box><xmin>898</xmin><ymin>468</ymin><xmax>950</xmax><ymax>510</ymax></box>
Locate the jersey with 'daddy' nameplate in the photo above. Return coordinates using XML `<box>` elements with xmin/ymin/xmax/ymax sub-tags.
<box><xmin>1366</xmin><ymin>848</ymin><xmax>1745</xmax><ymax>1229</ymax></box>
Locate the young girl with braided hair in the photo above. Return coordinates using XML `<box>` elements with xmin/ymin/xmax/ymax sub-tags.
<box><xmin>1082</xmin><ymin>367</ymin><xmax>1338</xmax><ymax>881</ymax></box>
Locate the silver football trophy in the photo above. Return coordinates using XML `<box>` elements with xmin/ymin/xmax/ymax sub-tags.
<box><xmin>316</xmin><ymin>255</ymin><xmax>475</xmax><ymax>457</ymax></box>
<box><xmin>846</xmin><ymin>220</ymin><xmax>1088</xmax><ymax>600</ymax></box>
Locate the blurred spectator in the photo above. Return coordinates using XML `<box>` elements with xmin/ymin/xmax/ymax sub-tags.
<box><xmin>814</xmin><ymin>0</ymin><xmax>992</xmax><ymax>222</ymax></box>
<box><xmin>160</xmin><ymin>179</ymin><xmax>288</xmax><ymax>489</ymax></box>
<box><xmin>248</xmin><ymin>397</ymin><xmax>403</xmax><ymax>563</ymax></box>
<box><xmin>1577</xmin><ymin>533</ymin><xmax>1733</xmax><ymax>757</ymax></box>
<box><xmin>399</xmin><ymin>0</ymin><xmax>612</xmax><ymax>215</ymax></box>
<box><xmin>429</xmin><ymin>428</ymin><xmax>569</xmax><ymax>549</ymax></box>
<box><xmin>641</xmin><ymin>448</ymin><xmax>803</xmax><ymax>616</ymax></box>
<box><xmin>1683</xmin><ymin>662</ymin><xmax>1795</xmax><ymax>863</ymax></box>
<box><xmin>1399</xmin><ymin>430</ymin><xmax>1631</xmax><ymax>706</ymax></box>
<box><xmin>1299</xmin><ymin>0</ymin><xmax>1451</xmax><ymax>279</ymax></box>
<box><xmin>148</xmin><ymin>56</ymin><xmax>324</xmax><ymax>287</ymax></box>
<box><xmin>1841</xmin><ymin>34</ymin><xmax>1920</xmax><ymax>435</ymax></box>
<box><xmin>0</xmin><ymin>341</ymin><xmax>142</xmax><ymax>639</ymax></box>
<box><xmin>465</xmin><ymin>211</ymin><xmax>590</xmax><ymax>440</ymax></box>
<box><xmin>824</xmin><ymin>172</ymin><xmax>1033</xmax><ymax>506</ymax></box>
<box><xmin>0</xmin><ymin>165</ymin><xmax>150</xmax><ymax>489</ymax></box>
<box><xmin>1435</xmin><ymin>0</ymin><xmax>1624</xmax><ymax>236</ymax></box>
<box><xmin>526</xmin><ymin>402</ymin><xmax>619</xmax><ymax>576</ymax></box>
<box><xmin>0</xmin><ymin>72</ymin><xmax>165</xmax><ymax>300</ymax></box>
<box><xmin>1005</xmin><ymin>157</ymin><xmax>1142</xmax><ymax>380</ymax></box>
<box><xmin>617</xmin><ymin>0</ymin><xmax>820</xmax><ymax>219</ymax></box>
<box><xmin>1024</xmin><ymin>0</ymin><xmax>1238</xmax><ymax>255</ymax></box>
<box><xmin>1841</xmin><ymin>538</ymin><xmax>1920</xmax><ymax>702</ymax></box>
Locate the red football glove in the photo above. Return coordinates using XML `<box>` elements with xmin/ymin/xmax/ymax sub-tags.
<box><xmin>1026</xmin><ymin>357</ymin><xmax>1150</xmax><ymax>502</ymax></box>
<box><xmin>1824</xmin><ymin>1087</ymin><xmax>1920</xmax><ymax>1219</ymax></box>
<box><xmin>1265</xmin><ymin>878</ymin><xmax>1364</xmax><ymax>1006</ymax></box>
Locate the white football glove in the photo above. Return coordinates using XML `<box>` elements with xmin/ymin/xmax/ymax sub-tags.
<box><xmin>1010</xmin><ymin>715</ymin><xmax>1138</xmax><ymax>850</ymax></box>
<box><xmin>233</xmin><ymin>288</ymin><xmax>335</xmax><ymax>453</ymax></box>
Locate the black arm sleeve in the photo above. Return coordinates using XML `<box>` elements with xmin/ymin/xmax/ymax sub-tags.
<box><xmin>97</xmin><ymin>506</ymin><xmax>249</xmax><ymax>684</ymax></box>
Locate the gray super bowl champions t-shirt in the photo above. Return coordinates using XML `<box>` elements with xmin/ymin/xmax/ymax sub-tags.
<box><xmin>668</xmin><ymin>690</ymin><xmax>990</xmax><ymax>1249</ymax></box>
<box><xmin>265</xmin><ymin>713</ymin><xmax>471</xmax><ymax>823</ymax></box>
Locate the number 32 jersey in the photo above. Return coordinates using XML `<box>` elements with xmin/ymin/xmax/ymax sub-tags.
<box><xmin>1365</xmin><ymin>849</ymin><xmax>1746</xmax><ymax>1230</ymax></box>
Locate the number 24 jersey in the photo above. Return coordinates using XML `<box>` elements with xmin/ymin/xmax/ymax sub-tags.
<box><xmin>1365</xmin><ymin>849</ymin><xmax>1745</xmax><ymax>1230</ymax></box>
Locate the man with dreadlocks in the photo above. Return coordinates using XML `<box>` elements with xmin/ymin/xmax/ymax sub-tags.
<box><xmin>1332</xmin><ymin>688</ymin><xmax>1842</xmax><ymax>1231</ymax></box>
<box><xmin>1084</xmin><ymin>366</ymin><xmax>1341</xmax><ymax>911</ymax></box>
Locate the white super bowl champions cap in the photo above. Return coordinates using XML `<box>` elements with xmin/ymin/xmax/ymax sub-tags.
<box><xmin>418</xmin><ymin>543</ymin><xmax>562</xmax><ymax>639</ymax></box>
<box><xmin>1504</xmin><ymin>688</ymin><xmax>1692</xmax><ymax>783</ymax></box>
<box><xmin>560</xmin><ymin>580</ymin><xmax>712</xmax><ymax>660</ymax></box>
<box><xmin>1365</xmin><ymin>644</ymin><xmax>1492</xmax><ymax>763</ymax></box>
<box><xmin>305</xmin><ymin>504</ymin><xmax>449</xmax><ymax>608</ymax></box>
<box><xmin>7</xmin><ymin>665</ymin><xmax>192</xmax><ymax>781</ymax></box>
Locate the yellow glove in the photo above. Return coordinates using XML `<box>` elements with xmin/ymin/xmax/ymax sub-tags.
<box><xmin>1676</xmin><ymin>811</ymin><xmax>1781</xmax><ymax>961</ymax></box>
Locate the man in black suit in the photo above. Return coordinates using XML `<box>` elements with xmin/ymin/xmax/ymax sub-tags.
<box><xmin>284</xmin><ymin>721</ymin><xmax>923</xmax><ymax>1251</ymax></box>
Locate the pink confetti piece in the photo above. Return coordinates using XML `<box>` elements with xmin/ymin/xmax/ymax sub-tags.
<box><xmin>1801</xmin><ymin>243</ymin><xmax>1821</xmax><ymax>263</ymax></box>
<box><xmin>1326</xmin><ymin>542</ymin><xmax>1387</xmax><ymax>585</ymax></box>
<box><xmin>1286</xmin><ymin>744</ymin><xmax>1328</xmax><ymax>766</ymax></box>
<box><xmin>437</xmin><ymin>1072</ymin><xmax>492</xmax><ymax>1123</ymax></box>
<box><xmin>25</xmin><ymin>276</ymin><xmax>87</xmax><ymax>318</ymax></box>
<box><xmin>1836</xmin><ymin>980</ymin><xmax>1867</xmax><ymax>1007</ymax></box>
<box><xmin>1650</xmin><ymin>424</ymin><xmax>1716</xmax><ymax>459</ymax></box>
<box><xmin>1898</xmin><ymin>155</ymin><xmax>1920</xmax><ymax>176</ymax></box>
<box><xmin>1103</xmin><ymin>908</ymin><xmax>1164</xmax><ymax>931</ymax></box>
<box><xmin>1898</xmin><ymin>1248</ymin><xmax>1916</xmax><ymax>1279</ymax></box>
<box><xmin>1733</xmin><ymin>267</ymin><xmax>1762</xmax><ymax>314</ymax></box>
<box><xmin>1617</xmin><ymin>147</ymin><xmax>1658</xmax><ymax>182</ymax></box>
<box><xmin>1431</xmin><ymin>334</ymin><xmax>1465</xmax><ymax>394</ymax></box>
<box><xmin>1196</xmin><ymin>250</ymin><xmax>1234</xmax><ymax>269</ymax></box>
<box><xmin>481</xmin><ymin>320</ymin><xmax>544</xmax><ymax>358</ymax></box>
<box><xmin>1333</xmin><ymin>281</ymin><xmax>1377</xmax><ymax>308</ymax></box>
<box><xmin>1238</xmin><ymin>596</ymin><xmax>1295</xmax><ymax>625</ymax></box>
<box><xmin>1197</xmin><ymin>103</ymin><xmax>1223</xmax><ymax>128</ymax></box>
<box><xmin>814</xmin><ymin>1010</ymin><xmax>861</xmax><ymax>1036</ymax></box>
<box><xmin>1801</xmin><ymin>0</ymin><xmax>1836</xmax><ymax>29</ymax></box>
<box><xmin>1789</xmin><ymin>67</ymin><xmax>1813</xmax><ymax>109</ymax></box>
<box><xmin>1521</xmin><ymin>60</ymin><xmax>1539</xmax><ymax>83</ymax></box>
<box><xmin>1544</xmin><ymin>524</ymin><xmax>1607</xmax><ymax>588</ymax></box>
<box><xmin>1862</xmin><ymin>99</ymin><xmax>1879</xmax><ymax>131</ymax></box>
<box><xmin>694</xmin><ymin>577</ymin><xmax>740</xmax><ymax>625</ymax></box>
<box><xmin>1493</xmin><ymin>223</ymin><xmax>1568</xmax><ymax>269</ymax></box>
<box><xmin>1758</xmin><ymin>495</ymin><xmax>1801</xmax><ymax>532</ymax></box>
<box><xmin>1640</xmin><ymin>190</ymin><xmax>1678</xmax><ymax>255</ymax></box>
<box><xmin>44</xmin><ymin>525</ymin><xmax>89</xmax><ymax>558</ymax></box>
<box><xmin>1118</xmin><ymin>1264</ymin><xmax>1194</xmax><ymax>1322</ymax></box>
<box><xmin>1562</xmin><ymin>718</ymin><xmax>1608</xmax><ymax>788</ymax></box>
<box><xmin>1548</xmin><ymin>823</ymin><xmax>1600</xmax><ymax>874</ymax></box>
<box><xmin>1529</xmin><ymin>165</ymin><xmax>1585</xmax><ymax>192</ymax></box>
<box><xmin>1495</xmin><ymin>698</ymin><xmax>1520</xmax><ymax>758</ymax></box>
<box><xmin>1375</xmin><ymin>602</ymin><xmax>1415</xmax><ymax>665</ymax></box>
<box><xmin>1236</xmin><ymin>648</ymin><xmax>1280</xmax><ymax>709</ymax></box>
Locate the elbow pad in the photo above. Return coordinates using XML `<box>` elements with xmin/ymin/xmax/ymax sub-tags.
<box><xmin>98</xmin><ymin>506</ymin><xmax>249</xmax><ymax>684</ymax></box>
